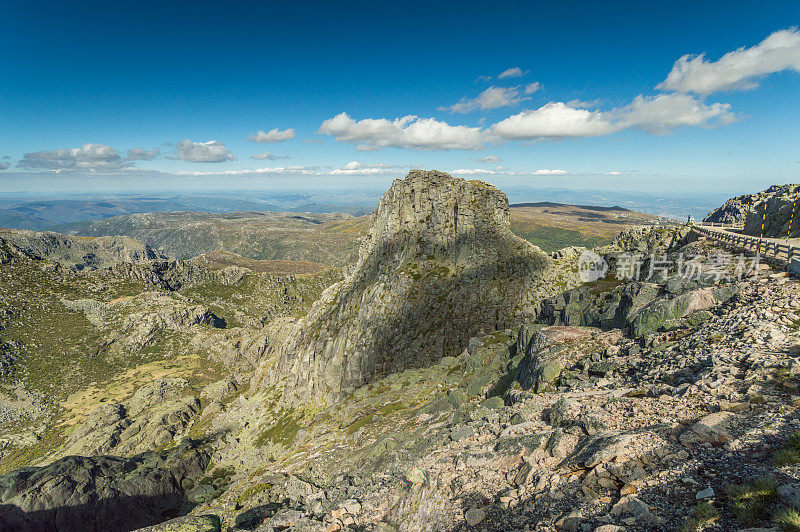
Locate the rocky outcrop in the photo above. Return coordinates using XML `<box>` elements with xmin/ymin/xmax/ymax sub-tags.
<box><xmin>0</xmin><ymin>439</ymin><xmax>209</xmax><ymax>532</ymax></box>
<box><xmin>612</xmin><ymin>225</ymin><xmax>693</xmax><ymax>253</ymax></box>
<box><xmin>0</xmin><ymin>228</ymin><xmax>162</xmax><ymax>270</ymax></box>
<box><xmin>540</xmin><ymin>273</ymin><xmax>740</xmax><ymax>338</ymax></box>
<box><xmin>107</xmin><ymin>260</ymin><xmax>248</xmax><ymax>291</ymax></box>
<box><xmin>256</xmin><ymin>170</ymin><xmax>580</xmax><ymax>406</ymax></box>
<box><xmin>57</xmin><ymin>379</ymin><xmax>202</xmax><ymax>458</ymax></box>
<box><xmin>705</xmin><ymin>184</ymin><xmax>800</xmax><ymax>237</ymax></box>
<box><xmin>741</xmin><ymin>184</ymin><xmax>800</xmax><ymax>237</ymax></box>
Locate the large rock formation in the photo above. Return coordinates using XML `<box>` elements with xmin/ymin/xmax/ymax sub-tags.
<box><xmin>256</xmin><ymin>170</ymin><xmax>580</xmax><ymax>406</ymax></box>
<box><xmin>704</xmin><ymin>184</ymin><xmax>800</xmax><ymax>237</ymax></box>
<box><xmin>0</xmin><ymin>228</ymin><xmax>163</xmax><ymax>269</ymax></box>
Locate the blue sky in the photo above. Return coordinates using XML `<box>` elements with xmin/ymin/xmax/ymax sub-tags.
<box><xmin>1</xmin><ymin>0</ymin><xmax>799</xmax><ymax>196</ymax></box>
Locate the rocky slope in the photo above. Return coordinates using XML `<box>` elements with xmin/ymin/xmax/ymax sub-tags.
<box><xmin>705</xmin><ymin>184</ymin><xmax>800</xmax><ymax>238</ymax></box>
<box><xmin>165</xmin><ymin>227</ymin><xmax>798</xmax><ymax>532</ymax></box>
<box><xmin>254</xmin><ymin>170</ymin><xmax>581</xmax><ymax>408</ymax></box>
<box><xmin>0</xmin><ymin>228</ymin><xmax>163</xmax><ymax>269</ymax></box>
<box><xmin>1</xmin><ymin>179</ymin><xmax>799</xmax><ymax>532</ymax></box>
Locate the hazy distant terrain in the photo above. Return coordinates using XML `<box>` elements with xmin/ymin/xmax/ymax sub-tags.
<box><xmin>0</xmin><ymin>187</ymin><xmax>725</xmax><ymax>233</ymax></box>
<box><xmin>0</xmin><ymin>191</ymin><xmax>380</xmax><ymax>231</ymax></box>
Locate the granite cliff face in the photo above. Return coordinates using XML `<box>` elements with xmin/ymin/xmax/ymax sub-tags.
<box><xmin>257</xmin><ymin>170</ymin><xmax>580</xmax><ymax>406</ymax></box>
<box><xmin>704</xmin><ymin>184</ymin><xmax>800</xmax><ymax>237</ymax></box>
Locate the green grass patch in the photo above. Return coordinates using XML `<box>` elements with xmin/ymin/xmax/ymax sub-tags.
<box><xmin>255</xmin><ymin>411</ymin><xmax>301</xmax><ymax>447</ymax></box>
<box><xmin>235</xmin><ymin>482</ymin><xmax>274</xmax><ymax>506</ymax></box>
<box><xmin>678</xmin><ymin>502</ymin><xmax>720</xmax><ymax>532</ymax></box>
<box><xmin>727</xmin><ymin>476</ymin><xmax>778</xmax><ymax>527</ymax></box>
<box><xmin>776</xmin><ymin>508</ymin><xmax>800</xmax><ymax>532</ymax></box>
<box><xmin>774</xmin><ymin>431</ymin><xmax>800</xmax><ymax>467</ymax></box>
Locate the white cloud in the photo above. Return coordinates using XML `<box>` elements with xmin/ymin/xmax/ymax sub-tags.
<box><xmin>126</xmin><ymin>148</ymin><xmax>158</xmax><ymax>161</ymax></box>
<box><xmin>250</xmin><ymin>151</ymin><xmax>290</xmax><ymax>160</ymax></box>
<box><xmin>477</xmin><ymin>155</ymin><xmax>501</xmax><ymax>164</ymax></box>
<box><xmin>450</xmin><ymin>167</ymin><xmax>569</xmax><ymax>176</ymax></box>
<box><xmin>0</xmin><ymin>161</ymin><xmax>9</xmax><ymax>170</ymax></box>
<box><xmin>531</xmin><ymin>169</ymin><xmax>568</xmax><ymax>175</ymax></box>
<box><xmin>246</xmin><ymin>128</ymin><xmax>296</xmax><ymax>143</ymax></box>
<box><xmin>524</xmin><ymin>82</ymin><xmax>541</xmax><ymax>94</ymax></box>
<box><xmin>318</xmin><ymin>112</ymin><xmax>485</xmax><ymax>150</ymax></box>
<box><xmin>491</xmin><ymin>102</ymin><xmax>617</xmax><ymax>140</ymax></box>
<box><xmin>606</xmin><ymin>171</ymin><xmax>621</xmax><ymax>175</ymax></box>
<box><xmin>176</xmin><ymin>165</ymin><xmax>318</xmax><ymax>176</ymax></box>
<box><xmin>615</xmin><ymin>93</ymin><xmax>735</xmax><ymax>134</ymax></box>
<box><xmin>330</xmin><ymin>161</ymin><xmax>397</xmax><ymax>175</ymax></box>
<box><xmin>444</xmin><ymin>85</ymin><xmax>534</xmax><ymax>113</ymax></box>
<box><xmin>658</xmin><ymin>28</ymin><xmax>800</xmax><ymax>94</ymax></box>
<box><xmin>19</xmin><ymin>143</ymin><xmax>126</xmax><ymax>171</ymax></box>
<box><xmin>321</xmin><ymin>91</ymin><xmax>738</xmax><ymax>152</ymax></box>
<box><xmin>451</xmin><ymin>168</ymin><xmax>496</xmax><ymax>175</ymax></box>
<box><xmin>176</xmin><ymin>140</ymin><xmax>234</xmax><ymax>163</ymax></box>
<box><xmin>498</xmin><ymin>67</ymin><xmax>527</xmax><ymax>79</ymax></box>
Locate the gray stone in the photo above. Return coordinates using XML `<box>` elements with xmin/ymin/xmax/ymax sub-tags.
<box><xmin>778</xmin><ymin>483</ymin><xmax>800</xmax><ymax>508</ymax></box>
<box><xmin>465</xmin><ymin>507</ymin><xmax>486</xmax><ymax>526</ymax></box>
<box><xmin>696</xmin><ymin>487</ymin><xmax>714</xmax><ymax>500</ymax></box>
<box><xmin>450</xmin><ymin>425</ymin><xmax>475</xmax><ymax>441</ymax></box>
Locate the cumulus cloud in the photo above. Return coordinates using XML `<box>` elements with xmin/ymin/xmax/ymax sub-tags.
<box><xmin>19</xmin><ymin>143</ymin><xmax>126</xmax><ymax>171</ymax></box>
<box><xmin>658</xmin><ymin>28</ymin><xmax>800</xmax><ymax>94</ymax></box>
<box><xmin>0</xmin><ymin>161</ymin><xmax>9</xmax><ymax>171</ymax></box>
<box><xmin>250</xmin><ymin>151</ymin><xmax>290</xmax><ymax>160</ymax></box>
<box><xmin>615</xmin><ymin>93</ymin><xmax>736</xmax><ymax>134</ymax></box>
<box><xmin>498</xmin><ymin>67</ymin><xmax>527</xmax><ymax>79</ymax></box>
<box><xmin>444</xmin><ymin>85</ymin><xmax>537</xmax><ymax>114</ymax></box>
<box><xmin>477</xmin><ymin>155</ymin><xmax>501</xmax><ymax>164</ymax></box>
<box><xmin>607</xmin><ymin>171</ymin><xmax>621</xmax><ymax>175</ymax></box>
<box><xmin>176</xmin><ymin>140</ymin><xmax>234</xmax><ymax>163</ymax></box>
<box><xmin>126</xmin><ymin>148</ymin><xmax>158</xmax><ymax>161</ymax></box>
<box><xmin>320</xmin><ymin>91</ymin><xmax>738</xmax><ymax>150</ymax></box>
<box><xmin>491</xmin><ymin>102</ymin><xmax>617</xmax><ymax>140</ymax></box>
<box><xmin>318</xmin><ymin>112</ymin><xmax>484</xmax><ymax>150</ymax></box>
<box><xmin>246</xmin><ymin>128</ymin><xmax>296</xmax><ymax>143</ymax></box>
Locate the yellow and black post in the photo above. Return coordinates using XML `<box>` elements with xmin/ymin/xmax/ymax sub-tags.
<box><xmin>789</xmin><ymin>188</ymin><xmax>797</xmax><ymax>241</ymax></box>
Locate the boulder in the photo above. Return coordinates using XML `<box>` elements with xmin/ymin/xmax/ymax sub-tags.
<box><xmin>0</xmin><ymin>440</ymin><xmax>209</xmax><ymax>532</ymax></box>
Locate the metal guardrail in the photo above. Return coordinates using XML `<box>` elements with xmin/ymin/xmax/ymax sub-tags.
<box><xmin>693</xmin><ymin>222</ymin><xmax>744</xmax><ymax>229</ymax></box>
<box><xmin>690</xmin><ymin>224</ymin><xmax>799</xmax><ymax>263</ymax></box>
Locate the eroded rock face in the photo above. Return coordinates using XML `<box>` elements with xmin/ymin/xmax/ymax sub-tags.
<box><xmin>705</xmin><ymin>183</ymin><xmax>800</xmax><ymax>237</ymax></box>
<box><xmin>257</xmin><ymin>170</ymin><xmax>579</xmax><ymax>406</ymax></box>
